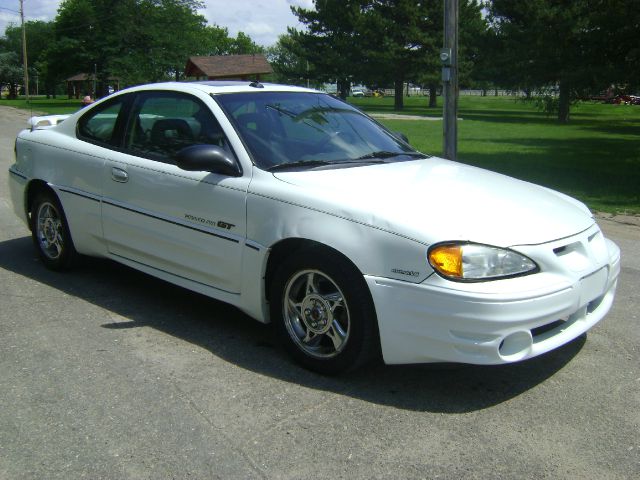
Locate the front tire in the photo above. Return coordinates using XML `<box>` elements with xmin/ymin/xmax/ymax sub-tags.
<box><xmin>270</xmin><ymin>248</ymin><xmax>379</xmax><ymax>374</ymax></box>
<box><xmin>30</xmin><ymin>191</ymin><xmax>77</xmax><ymax>270</ymax></box>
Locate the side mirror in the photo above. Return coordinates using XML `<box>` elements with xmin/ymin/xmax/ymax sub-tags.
<box><xmin>176</xmin><ymin>145</ymin><xmax>242</xmax><ymax>177</ymax></box>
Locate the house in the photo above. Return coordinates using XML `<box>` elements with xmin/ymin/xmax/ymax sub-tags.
<box><xmin>184</xmin><ymin>55</ymin><xmax>272</xmax><ymax>81</ymax></box>
<box><xmin>66</xmin><ymin>73</ymin><xmax>120</xmax><ymax>99</ymax></box>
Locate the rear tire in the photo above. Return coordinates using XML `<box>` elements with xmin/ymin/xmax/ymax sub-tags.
<box><xmin>270</xmin><ymin>247</ymin><xmax>379</xmax><ymax>375</ymax></box>
<box><xmin>30</xmin><ymin>191</ymin><xmax>77</xmax><ymax>270</ymax></box>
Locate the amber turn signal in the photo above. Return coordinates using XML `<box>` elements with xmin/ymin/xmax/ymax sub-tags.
<box><xmin>428</xmin><ymin>244</ymin><xmax>463</xmax><ymax>278</ymax></box>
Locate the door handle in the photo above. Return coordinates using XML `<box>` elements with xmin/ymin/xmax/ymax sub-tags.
<box><xmin>111</xmin><ymin>167</ymin><xmax>129</xmax><ymax>183</ymax></box>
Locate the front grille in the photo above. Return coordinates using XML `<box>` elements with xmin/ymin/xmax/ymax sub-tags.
<box><xmin>531</xmin><ymin>320</ymin><xmax>565</xmax><ymax>338</ymax></box>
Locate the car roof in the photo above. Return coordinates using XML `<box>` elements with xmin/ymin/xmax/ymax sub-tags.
<box><xmin>119</xmin><ymin>81</ymin><xmax>320</xmax><ymax>96</ymax></box>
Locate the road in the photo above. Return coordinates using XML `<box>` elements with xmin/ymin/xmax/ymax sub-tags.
<box><xmin>0</xmin><ymin>105</ymin><xmax>638</xmax><ymax>479</ymax></box>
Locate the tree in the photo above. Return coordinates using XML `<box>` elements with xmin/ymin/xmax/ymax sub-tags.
<box><xmin>291</xmin><ymin>0</ymin><xmax>366</xmax><ymax>99</ymax></box>
<box><xmin>266</xmin><ymin>34</ymin><xmax>310</xmax><ymax>86</ymax></box>
<box><xmin>487</xmin><ymin>0</ymin><xmax>639</xmax><ymax>122</ymax></box>
<box><xmin>204</xmin><ymin>25</ymin><xmax>234</xmax><ymax>55</ymax></box>
<box><xmin>43</xmin><ymin>0</ymin><xmax>248</xmax><ymax>94</ymax></box>
<box><xmin>0</xmin><ymin>52</ymin><xmax>23</xmax><ymax>98</ymax></box>
<box><xmin>1</xmin><ymin>21</ymin><xmax>55</xmax><ymax>96</ymax></box>
<box><xmin>291</xmin><ymin>0</ymin><xmax>485</xmax><ymax>109</ymax></box>
<box><xmin>45</xmin><ymin>0</ymin><xmax>135</xmax><ymax>94</ymax></box>
<box><xmin>1</xmin><ymin>21</ymin><xmax>54</xmax><ymax>67</ymax></box>
<box><xmin>199</xmin><ymin>27</ymin><xmax>264</xmax><ymax>56</ymax></box>
<box><xmin>110</xmin><ymin>0</ymin><xmax>213</xmax><ymax>84</ymax></box>
<box><xmin>229</xmin><ymin>32</ymin><xmax>264</xmax><ymax>55</ymax></box>
<box><xmin>588</xmin><ymin>0</ymin><xmax>640</xmax><ymax>92</ymax></box>
<box><xmin>489</xmin><ymin>1</ymin><xmax>586</xmax><ymax>122</ymax></box>
<box><xmin>359</xmin><ymin>0</ymin><xmax>455</xmax><ymax>110</ymax></box>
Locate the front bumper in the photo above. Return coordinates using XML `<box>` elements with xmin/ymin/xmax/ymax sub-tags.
<box><xmin>367</xmin><ymin>225</ymin><xmax>621</xmax><ymax>365</ymax></box>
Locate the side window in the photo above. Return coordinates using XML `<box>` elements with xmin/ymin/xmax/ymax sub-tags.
<box><xmin>77</xmin><ymin>98</ymin><xmax>125</xmax><ymax>146</ymax></box>
<box><xmin>126</xmin><ymin>92</ymin><xmax>230</xmax><ymax>162</ymax></box>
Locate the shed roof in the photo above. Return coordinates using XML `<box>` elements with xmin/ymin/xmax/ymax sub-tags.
<box><xmin>184</xmin><ymin>55</ymin><xmax>272</xmax><ymax>79</ymax></box>
<box><xmin>66</xmin><ymin>73</ymin><xmax>119</xmax><ymax>82</ymax></box>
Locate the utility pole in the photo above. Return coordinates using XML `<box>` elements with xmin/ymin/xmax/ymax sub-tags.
<box><xmin>442</xmin><ymin>0</ymin><xmax>458</xmax><ymax>160</ymax></box>
<box><xmin>20</xmin><ymin>0</ymin><xmax>30</xmax><ymax>101</ymax></box>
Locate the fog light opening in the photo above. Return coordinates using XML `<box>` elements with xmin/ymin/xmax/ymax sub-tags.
<box><xmin>499</xmin><ymin>331</ymin><xmax>533</xmax><ymax>361</ymax></box>
<box><xmin>587</xmin><ymin>296</ymin><xmax>603</xmax><ymax>314</ymax></box>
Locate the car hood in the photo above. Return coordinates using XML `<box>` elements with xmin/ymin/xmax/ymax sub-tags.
<box><xmin>270</xmin><ymin>158</ymin><xmax>594</xmax><ymax>247</ymax></box>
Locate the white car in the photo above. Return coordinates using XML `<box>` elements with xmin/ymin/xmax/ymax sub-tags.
<box><xmin>8</xmin><ymin>81</ymin><xmax>620</xmax><ymax>374</ymax></box>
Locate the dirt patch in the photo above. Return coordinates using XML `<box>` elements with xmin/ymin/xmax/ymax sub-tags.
<box><xmin>595</xmin><ymin>212</ymin><xmax>640</xmax><ymax>240</ymax></box>
<box><xmin>0</xmin><ymin>105</ymin><xmax>45</xmax><ymax>120</ymax></box>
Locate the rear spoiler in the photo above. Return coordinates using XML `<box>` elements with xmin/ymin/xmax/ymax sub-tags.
<box><xmin>29</xmin><ymin>115</ymin><xmax>71</xmax><ymax>130</ymax></box>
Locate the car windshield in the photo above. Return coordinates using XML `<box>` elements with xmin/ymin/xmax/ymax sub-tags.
<box><xmin>215</xmin><ymin>91</ymin><xmax>426</xmax><ymax>170</ymax></box>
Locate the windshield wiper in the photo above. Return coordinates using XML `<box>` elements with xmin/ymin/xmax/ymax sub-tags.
<box><xmin>267</xmin><ymin>160</ymin><xmax>333</xmax><ymax>172</ymax></box>
<box><xmin>265</xmin><ymin>103</ymin><xmax>297</xmax><ymax>119</ymax></box>
<box><xmin>265</xmin><ymin>103</ymin><xmax>328</xmax><ymax>134</ymax></box>
<box><xmin>267</xmin><ymin>158</ymin><xmax>391</xmax><ymax>172</ymax></box>
<box><xmin>355</xmin><ymin>150</ymin><xmax>427</xmax><ymax>160</ymax></box>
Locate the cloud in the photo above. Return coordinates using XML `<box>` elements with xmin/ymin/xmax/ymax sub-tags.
<box><xmin>244</xmin><ymin>22</ymin><xmax>275</xmax><ymax>37</ymax></box>
<box><xmin>200</xmin><ymin>0</ymin><xmax>306</xmax><ymax>46</ymax></box>
<box><xmin>0</xmin><ymin>11</ymin><xmax>20</xmax><ymax>34</ymax></box>
<box><xmin>1</xmin><ymin>0</ymin><xmax>60</xmax><ymax>35</ymax></box>
<box><xmin>287</xmin><ymin>0</ymin><xmax>315</xmax><ymax>8</ymax></box>
<box><xmin>1</xmin><ymin>0</ymin><xmax>306</xmax><ymax>46</ymax></box>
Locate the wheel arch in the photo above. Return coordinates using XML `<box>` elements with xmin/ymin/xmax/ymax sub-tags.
<box><xmin>265</xmin><ymin>237</ymin><xmax>382</xmax><ymax>373</ymax></box>
<box><xmin>25</xmin><ymin>180</ymin><xmax>56</xmax><ymax>230</ymax></box>
<box><xmin>264</xmin><ymin>237</ymin><xmax>366</xmax><ymax>309</ymax></box>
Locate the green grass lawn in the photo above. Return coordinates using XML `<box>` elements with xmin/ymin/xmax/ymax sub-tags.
<box><xmin>2</xmin><ymin>94</ymin><xmax>638</xmax><ymax>213</ymax></box>
<box><xmin>353</xmin><ymin>95</ymin><xmax>640</xmax><ymax>214</ymax></box>
<box><xmin>0</xmin><ymin>97</ymin><xmax>83</xmax><ymax>115</ymax></box>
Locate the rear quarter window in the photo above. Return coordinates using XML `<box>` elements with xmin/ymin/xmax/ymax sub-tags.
<box><xmin>77</xmin><ymin>98</ymin><xmax>125</xmax><ymax>146</ymax></box>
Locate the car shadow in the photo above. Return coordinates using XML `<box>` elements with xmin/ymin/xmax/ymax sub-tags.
<box><xmin>0</xmin><ymin>236</ymin><xmax>585</xmax><ymax>413</ymax></box>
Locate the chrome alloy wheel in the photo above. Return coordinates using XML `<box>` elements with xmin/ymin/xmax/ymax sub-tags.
<box><xmin>282</xmin><ymin>269</ymin><xmax>351</xmax><ymax>358</ymax></box>
<box><xmin>35</xmin><ymin>201</ymin><xmax>64</xmax><ymax>260</ymax></box>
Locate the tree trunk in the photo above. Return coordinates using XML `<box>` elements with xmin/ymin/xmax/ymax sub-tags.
<box><xmin>558</xmin><ymin>81</ymin><xmax>570</xmax><ymax>123</ymax></box>
<box><xmin>97</xmin><ymin>71</ymin><xmax>110</xmax><ymax>98</ymax></box>
<box><xmin>428</xmin><ymin>83</ymin><xmax>437</xmax><ymax>108</ymax></box>
<box><xmin>394</xmin><ymin>77</ymin><xmax>404</xmax><ymax>110</ymax></box>
<box><xmin>337</xmin><ymin>78</ymin><xmax>350</xmax><ymax>100</ymax></box>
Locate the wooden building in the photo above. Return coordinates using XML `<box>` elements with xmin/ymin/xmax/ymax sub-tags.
<box><xmin>66</xmin><ymin>73</ymin><xmax>120</xmax><ymax>99</ymax></box>
<box><xmin>184</xmin><ymin>55</ymin><xmax>272</xmax><ymax>81</ymax></box>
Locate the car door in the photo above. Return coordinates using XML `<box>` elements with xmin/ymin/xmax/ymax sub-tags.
<box><xmin>57</xmin><ymin>94</ymin><xmax>132</xmax><ymax>257</ymax></box>
<box><xmin>101</xmin><ymin>90</ymin><xmax>248</xmax><ymax>294</ymax></box>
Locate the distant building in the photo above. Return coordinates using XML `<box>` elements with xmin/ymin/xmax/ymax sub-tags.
<box><xmin>184</xmin><ymin>55</ymin><xmax>273</xmax><ymax>81</ymax></box>
<box><xmin>66</xmin><ymin>73</ymin><xmax>120</xmax><ymax>99</ymax></box>
<box><xmin>322</xmin><ymin>83</ymin><xmax>337</xmax><ymax>94</ymax></box>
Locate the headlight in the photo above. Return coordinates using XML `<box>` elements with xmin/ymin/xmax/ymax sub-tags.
<box><xmin>427</xmin><ymin>242</ymin><xmax>538</xmax><ymax>281</ymax></box>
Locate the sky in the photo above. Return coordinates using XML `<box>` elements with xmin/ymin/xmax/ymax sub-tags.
<box><xmin>0</xmin><ymin>0</ymin><xmax>314</xmax><ymax>46</ymax></box>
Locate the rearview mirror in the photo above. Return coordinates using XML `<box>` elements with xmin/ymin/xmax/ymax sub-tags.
<box><xmin>394</xmin><ymin>131</ymin><xmax>410</xmax><ymax>144</ymax></box>
<box><xmin>176</xmin><ymin>145</ymin><xmax>242</xmax><ymax>177</ymax></box>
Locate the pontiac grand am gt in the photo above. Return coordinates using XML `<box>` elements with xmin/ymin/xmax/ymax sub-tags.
<box><xmin>8</xmin><ymin>82</ymin><xmax>620</xmax><ymax>374</ymax></box>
